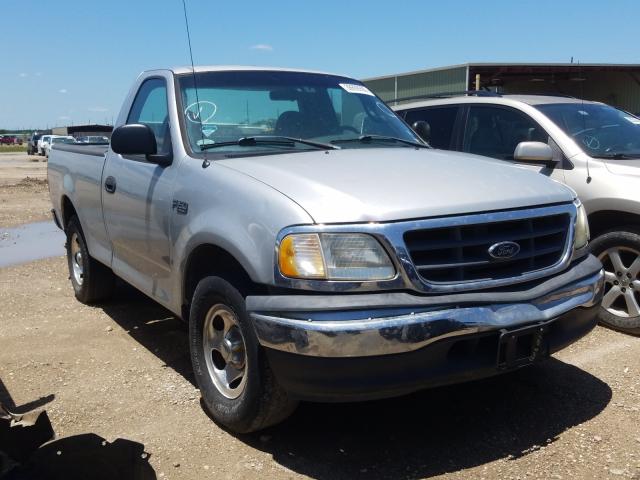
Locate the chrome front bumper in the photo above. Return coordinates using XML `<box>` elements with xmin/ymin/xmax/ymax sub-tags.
<box><xmin>249</xmin><ymin>263</ymin><xmax>604</xmax><ymax>358</ymax></box>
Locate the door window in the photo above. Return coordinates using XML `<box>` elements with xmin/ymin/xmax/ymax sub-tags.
<box><xmin>127</xmin><ymin>78</ymin><xmax>171</xmax><ymax>155</ymax></box>
<box><xmin>463</xmin><ymin>105</ymin><xmax>548</xmax><ymax>160</ymax></box>
<box><xmin>404</xmin><ymin>106</ymin><xmax>458</xmax><ymax>149</ymax></box>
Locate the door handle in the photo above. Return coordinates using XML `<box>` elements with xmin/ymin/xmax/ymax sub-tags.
<box><xmin>104</xmin><ymin>176</ymin><xmax>117</xmax><ymax>194</ymax></box>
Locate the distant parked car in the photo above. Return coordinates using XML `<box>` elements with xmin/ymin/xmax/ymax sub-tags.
<box><xmin>0</xmin><ymin>135</ymin><xmax>18</xmax><ymax>145</ymax></box>
<box><xmin>76</xmin><ymin>135</ymin><xmax>110</xmax><ymax>144</ymax></box>
<box><xmin>45</xmin><ymin>136</ymin><xmax>75</xmax><ymax>157</ymax></box>
<box><xmin>394</xmin><ymin>92</ymin><xmax>640</xmax><ymax>334</ymax></box>
<box><xmin>38</xmin><ymin>135</ymin><xmax>52</xmax><ymax>155</ymax></box>
<box><xmin>28</xmin><ymin>133</ymin><xmax>43</xmax><ymax>155</ymax></box>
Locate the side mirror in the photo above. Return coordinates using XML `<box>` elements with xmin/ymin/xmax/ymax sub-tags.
<box><xmin>111</xmin><ymin>124</ymin><xmax>172</xmax><ymax>166</ymax></box>
<box><xmin>513</xmin><ymin>141</ymin><xmax>556</xmax><ymax>164</ymax></box>
<box><xmin>411</xmin><ymin>121</ymin><xmax>431</xmax><ymax>144</ymax></box>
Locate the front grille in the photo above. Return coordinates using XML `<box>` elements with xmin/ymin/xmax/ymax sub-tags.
<box><xmin>404</xmin><ymin>213</ymin><xmax>571</xmax><ymax>284</ymax></box>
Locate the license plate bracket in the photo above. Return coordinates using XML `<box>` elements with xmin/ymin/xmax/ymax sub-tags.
<box><xmin>497</xmin><ymin>321</ymin><xmax>552</xmax><ymax>370</ymax></box>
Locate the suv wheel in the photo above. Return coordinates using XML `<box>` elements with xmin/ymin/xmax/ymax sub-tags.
<box><xmin>590</xmin><ymin>228</ymin><xmax>640</xmax><ymax>335</ymax></box>
<box><xmin>189</xmin><ymin>276</ymin><xmax>298</xmax><ymax>433</ymax></box>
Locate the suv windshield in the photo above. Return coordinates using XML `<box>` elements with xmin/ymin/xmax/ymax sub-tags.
<box><xmin>178</xmin><ymin>71</ymin><xmax>422</xmax><ymax>154</ymax></box>
<box><xmin>537</xmin><ymin>102</ymin><xmax>640</xmax><ymax>158</ymax></box>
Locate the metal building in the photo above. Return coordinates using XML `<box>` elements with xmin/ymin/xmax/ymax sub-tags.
<box><xmin>51</xmin><ymin>124</ymin><xmax>113</xmax><ymax>138</ymax></box>
<box><xmin>364</xmin><ymin>63</ymin><xmax>640</xmax><ymax>114</ymax></box>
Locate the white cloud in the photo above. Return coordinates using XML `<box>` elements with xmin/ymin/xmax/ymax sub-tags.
<box><xmin>88</xmin><ymin>106</ymin><xmax>109</xmax><ymax>112</ymax></box>
<box><xmin>59</xmin><ymin>89</ymin><xmax>68</xmax><ymax>94</ymax></box>
<box><xmin>19</xmin><ymin>72</ymin><xmax>27</xmax><ymax>77</ymax></box>
<box><xmin>250</xmin><ymin>44</ymin><xmax>273</xmax><ymax>52</ymax></box>
<box><xmin>35</xmin><ymin>72</ymin><xmax>42</xmax><ymax>77</ymax></box>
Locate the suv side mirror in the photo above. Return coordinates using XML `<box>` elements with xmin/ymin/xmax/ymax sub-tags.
<box><xmin>411</xmin><ymin>121</ymin><xmax>431</xmax><ymax>144</ymax></box>
<box><xmin>513</xmin><ymin>141</ymin><xmax>556</xmax><ymax>164</ymax></box>
<box><xmin>111</xmin><ymin>124</ymin><xmax>172</xmax><ymax>166</ymax></box>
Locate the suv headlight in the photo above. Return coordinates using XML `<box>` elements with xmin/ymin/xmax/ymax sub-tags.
<box><xmin>278</xmin><ymin>233</ymin><xmax>395</xmax><ymax>281</ymax></box>
<box><xmin>573</xmin><ymin>200</ymin><xmax>590</xmax><ymax>250</ymax></box>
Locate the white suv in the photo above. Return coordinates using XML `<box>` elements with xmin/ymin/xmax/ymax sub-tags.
<box><xmin>37</xmin><ymin>135</ymin><xmax>52</xmax><ymax>155</ymax></box>
<box><xmin>394</xmin><ymin>93</ymin><xmax>640</xmax><ymax>335</ymax></box>
<box><xmin>44</xmin><ymin>136</ymin><xmax>75</xmax><ymax>157</ymax></box>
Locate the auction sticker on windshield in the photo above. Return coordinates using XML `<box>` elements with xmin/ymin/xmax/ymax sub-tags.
<box><xmin>339</xmin><ymin>83</ymin><xmax>375</xmax><ymax>96</ymax></box>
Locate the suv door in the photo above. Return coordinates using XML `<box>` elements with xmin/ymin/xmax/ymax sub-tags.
<box><xmin>462</xmin><ymin>105</ymin><xmax>548</xmax><ymax>159</ymax></box>
<box><xmin>402</xmin><ymin>106</ymin><xmax>461</xmax><ymax>149</ymax></box>
<box><xmin>101</xmin><ymin>76</ymin><xmax>178</xmax><ymax>304</ymax></box>
<box><xmin>461</xmin><ymin>104</ymin><xmax>565</xmax><ymax>180</ymax></box>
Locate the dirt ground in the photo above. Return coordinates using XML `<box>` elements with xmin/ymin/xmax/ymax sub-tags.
<box><xmin>1</xmin><ymin>152</ymin><xmax>639</xmax><ymax>479</ymax></box>
<box><xmin>0</xmin><ymin>152</ymin><xmax>50</xmax><ymax>227</ymax></box>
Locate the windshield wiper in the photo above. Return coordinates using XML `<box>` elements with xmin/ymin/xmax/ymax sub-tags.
<box><xmin>331</xmin><ymin>135</ymin><xmax>429</xmax><ymax>149</ymax></box>
<box><xmin>592</xmin><ymin>153</ymin><xmax>640</xmax><ymax>159</ymax></box>
<box><xmin>200</xmin><ymin>135</ymin><xmax>339</xmax><ymax>151</ymax></box>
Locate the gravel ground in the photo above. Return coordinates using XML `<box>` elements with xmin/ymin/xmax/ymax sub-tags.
<box><xmin>0</xmin><ymin>153</ymin><xmax>639</xmax><ymax>479</ymax></box>
<box><xmin>1</xmin><ymin>259</ymin><xmax>639</xmax><ymax>479</ymax></box>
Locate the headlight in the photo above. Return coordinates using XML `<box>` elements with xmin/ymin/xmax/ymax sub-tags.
<box><xmin>573</xmin><ymin>201</ymin><xmax>590</xmax><ymax>250</ymax></box>
<box><xmin>278</xmin><ymin>233</ymin><xmax>395</xmax><ymax>281</ymax></box>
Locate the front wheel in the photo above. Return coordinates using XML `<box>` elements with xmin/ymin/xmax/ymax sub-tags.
<box><xmin>590</xmin><ymin>228</ymin><xmax>640</xmax><ymax>335</ymax></box>
<box><xmin>189</xmin><ymin>276</ymin><xmax>297</xmax><ymax>433</ymax></box>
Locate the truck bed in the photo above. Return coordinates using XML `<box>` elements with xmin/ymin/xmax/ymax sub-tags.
<box><xmin>48</xmin><ymin>142</ymin><xmax>112</xmax><ymax>266</ymax></box>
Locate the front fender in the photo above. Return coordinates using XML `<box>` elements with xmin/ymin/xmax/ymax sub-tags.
<box><xmin>168</xmin><ymin>160</ymin><xmax>314</xmax><ymax>313</ymax></box>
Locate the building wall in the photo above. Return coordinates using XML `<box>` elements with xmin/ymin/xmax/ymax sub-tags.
<box><xmin>494</xmin><ymin>71</ymin><xmax>640</xmax><ymax>115</ymax></box>
<box><xmin>366</xmin><ymin>65</ymin><xmax>640</xmax><ymax>115</ymax></box>
<box><xmin>365</xmin><ymin>66</ymin><xmax>468</xmax><ymax>103</ymax></box>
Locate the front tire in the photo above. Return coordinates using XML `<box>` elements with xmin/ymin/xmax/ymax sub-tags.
<box><xmin>189</xmin><ymin>276</ymin><xmax>297</xmax><ymax>433</ymax></box>
<box><xmin>65</xmin><ymin>215</ymin><xmax>115</xmax><ymax>304</ymax></box>
<box><xmin>590</xmin><ymin>228</ymin><xmax>640</xmax><ymax>335</ymax></box>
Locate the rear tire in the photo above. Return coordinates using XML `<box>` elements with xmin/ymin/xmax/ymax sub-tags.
<box><xmin>65</xmin><ymin>215</ymin><xmax>115</xmax><ymax>304</ymax></box>
<box><xmin>590</xmin><ymin>228</ymin><xmax>640</xmax><ymax>336</ymax></box>
<box><xmin>189</xmin><ymin>276</ymin><xmax>297</xmax><ymax>433</ymax></box>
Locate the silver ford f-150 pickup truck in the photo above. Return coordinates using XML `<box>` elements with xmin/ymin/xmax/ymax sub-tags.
<box><xmin>48</xmin><ymin>66</ymin><xmax>604</xmax><ymax>433</ymax></box>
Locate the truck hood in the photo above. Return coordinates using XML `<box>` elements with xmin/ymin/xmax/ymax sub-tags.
<box><xmin>218</xmin><ymin>148</ymin><xmax>574</xmax><ymax>224</ymax></box>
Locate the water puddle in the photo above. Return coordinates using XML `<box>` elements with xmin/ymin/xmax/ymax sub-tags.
<box><xmin>0</xmin><ymin>221</ymin><xmax>66</xmax><ymax>268</ymax></box>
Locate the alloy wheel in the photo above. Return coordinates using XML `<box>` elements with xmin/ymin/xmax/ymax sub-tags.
<box><xmin>598</xmin><ymin>246</ymin><xmax>640</xmax><ymax>318</ymax></box>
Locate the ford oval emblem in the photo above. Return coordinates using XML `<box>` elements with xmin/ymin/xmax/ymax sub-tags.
<box><xmin>488</xmin><ymin>241</ymin><xmax>520</xmax><ymax>260</ymax></box>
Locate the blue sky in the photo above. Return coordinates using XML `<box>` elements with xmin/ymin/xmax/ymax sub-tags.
<box><xmin>1</xmin><ymin>0</ymin><xmax>639</xmax><ymax>130</ymax></box>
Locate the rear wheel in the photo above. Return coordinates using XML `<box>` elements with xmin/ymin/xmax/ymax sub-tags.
<box><xmin>591</xmin><ymin>229</ymin><xmax>640</xmax><ymax>335</ymax></box>
<box><xmin>65</xmin><ymin>215</ymin><xmax>115</xmax><ymax>304</ymax></box>
<box><xmin>189</xmin><ymin>276</ymin><xmax>297</xmax><ymax>433</ymax></box>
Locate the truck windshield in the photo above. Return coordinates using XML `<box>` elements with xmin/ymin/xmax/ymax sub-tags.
<box><xmin>178</xmin><ymin>71</ymin><xmax>422</xmax><ymax>154</ymax></box>
<box><xmin>537</xmin><ymin>103</ymin><xmax>640</xmax><ymax>159</ymax></box>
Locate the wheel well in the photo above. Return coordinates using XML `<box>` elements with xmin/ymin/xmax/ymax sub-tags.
<box><xmin>588</xmin><ymin>210</ymin><xmax>640</xmax><ymax>237</ymax></box>
<box><xmin>61</xmin><ymin>195</ymin><xmax>77</xmax><ymax>229</ymax></box>
<box><xmin>183</xmin><ymin>244</ymin><xmax>262</xmax><ymax>310</ymax></box>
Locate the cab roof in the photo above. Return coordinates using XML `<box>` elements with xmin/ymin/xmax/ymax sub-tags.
<box><xmin>163</xmin><ymin>65</ymin><xmax>341</xmax><ymax>76</ymax></box>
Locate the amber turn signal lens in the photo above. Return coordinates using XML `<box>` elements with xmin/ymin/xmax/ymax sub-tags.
<box><xmin>278</xmin><ymin>234</ymin><xmax>326</xmax><ymax>279</ymax></box>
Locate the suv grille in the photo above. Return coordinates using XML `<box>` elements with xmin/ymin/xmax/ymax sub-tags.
<box><xmin>404</xmin><ymin>213</ymin><xmax>571</xmax><ymax>284</ymax></box>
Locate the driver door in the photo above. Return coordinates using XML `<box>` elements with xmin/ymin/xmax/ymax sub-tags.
<box><xmin>102</xmin><ymin>77</ymin><xmax>178</xmax><ymax>304</ymax></box>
